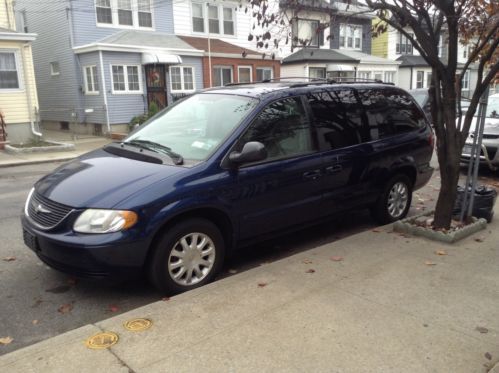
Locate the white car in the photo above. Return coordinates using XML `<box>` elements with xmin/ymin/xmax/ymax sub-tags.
<box><xmin>461</xmin><ymin>93</ymin><xmax>499</xmax><ymax>169</ymax></box>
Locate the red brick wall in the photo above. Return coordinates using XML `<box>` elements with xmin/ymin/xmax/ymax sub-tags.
<box><xmin>201</xmin><ymin>56</ymin><xmax>281</xmax><ymax>88</ymax></box>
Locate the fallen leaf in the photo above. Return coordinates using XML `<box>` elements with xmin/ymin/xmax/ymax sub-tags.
<box><xmin>305</xmin><ymin>269</ymin><xmax>316</xmax><ymax>273</ymax></box>
<box><xmin>67</xmin><ymin>278</ymin><xmax>78</xmax><ymax>286</ymax></box>
<box><xmin>2</xmin><ymin>256</ymin><xmax>16</xmax><ymax>262</ymax></box>
<box><xmin>32</xmin><ymin>320</ymin><xmax>38</xmax><ymax>325</ymax></box>
<box><xmin>57</xmin><ymin>303</ymin><xmax>73</xmax><ymax>314</ymax></box>
<box><xmin>31</xmin><ymin>299</ymin><xmax>43</xmax><ymax>308</ymax></box>
<box><xmin>485</xmin><ymin>352</ymin><xmax>492</xmax><ymax>360</ymax></box>
<box><xmin>0</xmin><ymin>336</ymin><xmax>13</xmax><ymax>345</ymax></box>
<box><xmin>257</xmin><ymin>282</ymin><xmax>267</xmax><ymax>288</ymax></box>
<box><xmin>476</xmin><ymin>326</ymin><xmax>489</xmax><ymax>334</ymax></box>
<box><xmin>302</xmin><ymin>259</ymin><xmax>313</xmax><ymax>264</ymax></box>
<box><xmin>424</xmin><ymin>261</ymin><xmax>437</xmax><ymax>266</ymax></box>
<box><xmin>109</xmin><ymin>305</ymin><xmax>119</xmax><ymax>313</ymax></box>
<box><xmin>162</xmin><ymin>297</ymin><xmax>170</xmax><ymax>302</ymax></box>
<box><xmin>475</xmin><ymin>238</ymin><xmax>484</xmax><ymax>242</ymax></box>
<box><xmin>228</xmin><ymin>269</ymin><xmax>238</xmax><ymax>274</ymax></box>
<box><xmin>435</xmin><ymin>250</ymin><xmax>447</xmax><ymax>256</ymax></box>
<box><xmin>330</xmin><ymin>256</ymin><xmax>343</xmax><ymax>262</ymax></box>
<box><xmin>371</xmin><ymin>229</ymin><xmax>381</xmax><ymax>233</ymax></box>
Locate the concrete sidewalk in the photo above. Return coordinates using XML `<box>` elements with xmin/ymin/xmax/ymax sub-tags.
<box><xmin>0</xmin><ymin>131</ymin><xmax>110</xmax><ymax>168</ymax></box>
<box><xmin>2</xmin><ymin>208</ymin><xmax>499</xmax><ymax>372</ymax></box>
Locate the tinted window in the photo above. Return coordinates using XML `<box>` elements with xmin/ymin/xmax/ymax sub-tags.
<box><xmin>358</xmin><ymin>88</ymin><xmax>426</xmax><ymax>140</ymax></box>
<box><xmin>240</xmin><ymin>97</ymin><xmax>313</xmax><ymax>160</ymax></box>
<box><xmin>307</xmin><ymin>89</ymin><xmax>368</xmax><ymax>150</ymax></box>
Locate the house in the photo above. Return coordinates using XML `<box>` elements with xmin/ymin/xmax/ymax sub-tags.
<box><xmin>371</xmin><ymin>19</ymin><xmax>478</xmax><ymax>96</ymax></box>
<box><xmin>15</xmin><ymin>0</ymin><xmax>279</xmax><ymax>136</ymax></box>
<box><xmin>279</xmin><ymin>0</ymin><xmax>399</xmax><ymax>82</ymax></box>
<box><xmin>0</xmin><ymin>0</ymin><xmax>38</xmax><ymax>145</ymax></box>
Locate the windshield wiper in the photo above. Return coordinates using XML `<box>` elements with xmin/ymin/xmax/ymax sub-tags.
<box><xmin>123</xmin><ymin>139</ymin><xmax>184</xmax><ymax>165</ymax></box>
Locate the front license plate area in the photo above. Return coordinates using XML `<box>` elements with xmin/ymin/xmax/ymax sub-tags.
<box><xmin>463</xmin><ymin>145</ymin><xmax>472</xmax><ymax>155</ymax></box>
<box><xmin>23</xmin><ymin>229</ymin><xmax>39</xmax><ymax>251</ymax></box>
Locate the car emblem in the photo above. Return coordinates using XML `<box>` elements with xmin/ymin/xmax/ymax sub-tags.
<box><xmin>35</xmin><ymin>204</ymin><xmax>51</xmax><ymax>214</ymax></box>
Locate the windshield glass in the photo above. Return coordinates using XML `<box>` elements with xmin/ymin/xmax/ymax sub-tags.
<box><xmin>410</xmin><ymin>91</ymin><xmax>428</xmax><ymax>107</ymax></box>
<box><xmin>126</xmin><ymin>93</ymin><xmax>258</xmax><ymax>162</ymax></box>
<box><xmin>485</xmin><ymin>96</ymin><xmax>499</xmax><ymax>118</ymax></box>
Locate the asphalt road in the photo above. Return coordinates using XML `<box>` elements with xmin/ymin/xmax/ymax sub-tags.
<box><xmin>0</xmin><ymin>156</ymin><xmax>491</xmax><ymax>356</ymax></box>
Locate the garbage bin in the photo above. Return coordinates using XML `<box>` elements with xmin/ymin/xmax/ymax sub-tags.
<box><xmin>453</xmin><ymin>185</ymin><xmax>497</xmax><ymax>222</ymax></box>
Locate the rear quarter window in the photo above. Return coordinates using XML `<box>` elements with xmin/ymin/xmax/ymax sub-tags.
<box><xmin>357</xmin><ymin>88</ymin><xmax>427</xmax><ymax>140</ymax></box>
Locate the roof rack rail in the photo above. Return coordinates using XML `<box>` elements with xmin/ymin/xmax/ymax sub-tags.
<box><xmin>224</xmin><ymin>77</ymin><xmax>395</xmax><ymax>88</ymax></box>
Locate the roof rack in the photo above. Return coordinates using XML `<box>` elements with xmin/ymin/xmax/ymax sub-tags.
<box><xmin>225</xmin><ymin>77</ymin><xmax>395</xmax><ymax>88</ymax></box>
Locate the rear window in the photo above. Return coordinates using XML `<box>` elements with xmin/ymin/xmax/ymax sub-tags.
<box><xmin>357</xmin><ymin>88</ymin><xmax>427</xmax><ymax>140</ymax></box>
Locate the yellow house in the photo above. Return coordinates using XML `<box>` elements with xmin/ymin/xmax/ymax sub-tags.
<box><xmin>0</xmin><ymin>0</ymin><xmax>38</xmax><ymax>144</ymax></box>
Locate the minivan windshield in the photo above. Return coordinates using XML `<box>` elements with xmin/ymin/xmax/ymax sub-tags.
<box><xmin>483</xmin><ymin>96</ymin><xmax>499</xmax><ymax>118</ymax></box>
<box><xmin>125</xmin><ymin>93</ymin><xmax>258</xmax><ymax>163</ymax></box>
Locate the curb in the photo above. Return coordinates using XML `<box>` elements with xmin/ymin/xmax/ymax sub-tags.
<box><xmin>0</xmin><ymin>156</ymin><xmax>78</xmax><ymax>168</ymax></box>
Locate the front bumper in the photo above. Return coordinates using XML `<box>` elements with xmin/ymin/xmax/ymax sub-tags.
<box><xmin>461</xmin><ymin>141</ymin><xmax>499</xmax><ymax>170</ymax></box>
<box><xmin>21</xmin><ymin>215</ymin><xmax>150</xmax><ymax>279</ymax></box>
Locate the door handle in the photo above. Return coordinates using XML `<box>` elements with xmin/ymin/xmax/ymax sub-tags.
<box><xmin>303</xmin><ymin>170</ymin><xmax>322</xmax><ymax>180</ymax></box>
<box><xmin>325</xmin><ymin>165</ymin><xmax>343</xmax><ymax>174</ymax></box>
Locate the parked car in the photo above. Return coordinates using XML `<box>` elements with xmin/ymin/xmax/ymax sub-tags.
<box><xmin>22</xmin><ymin>82</ymin><xmax>434</xmax><ymax>294</ymax></box>
<box><xmin>461</xmin><ymin>93</ymin><xmax>499</xmax><ymax>170</ymax></box>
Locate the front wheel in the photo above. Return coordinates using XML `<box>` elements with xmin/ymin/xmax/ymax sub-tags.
<box><xmin>371</xmin><ymin>175</ymin><xmax>413</xmax><ymax>224</ymax></box>
<box><xmin>148</xmin><ymin>218</ymin><xmax>225</xmax><ymax>294</ymax></box>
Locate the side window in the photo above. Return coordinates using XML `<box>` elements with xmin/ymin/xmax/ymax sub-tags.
<box><xmin>358</xmin><ymin>88</ymin><xmax>426</xmax><ymax>140</ymax></box>
<box><xmin>307</xmin><ymin>89</ymin><xmax>367</xmax><ymax>151</ymax></box>
<box><xmin>240</xmin><ymin>97</ymin><xmax>313</xmax><ymax>160</ymax></box>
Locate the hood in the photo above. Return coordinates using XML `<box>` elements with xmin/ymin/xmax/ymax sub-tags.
<box><xmin>466</xmin><ymin>117</ymin><xmax>499</xmax><ymax>135</ymax></box>
<box><xmin>35</xmin><ymin>149</ymin><xmax>188</xmax><ymax>208</ymax></box>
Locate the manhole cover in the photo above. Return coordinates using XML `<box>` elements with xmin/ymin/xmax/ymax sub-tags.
<box><xmin>123</xmin><ymin>318</ymin><xmax>152</xmax><ymax>332</ymax></box>
<box><xmin>84</xmin><ymin>332</ymin><xmax>119</xmax><ymax>349</ymax></box>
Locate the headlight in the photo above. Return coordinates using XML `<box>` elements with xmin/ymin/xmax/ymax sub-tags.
<box><xmin>74</xmin><ymin>209</ymin><xmax>138</xmax><ymax>234</ymax></box>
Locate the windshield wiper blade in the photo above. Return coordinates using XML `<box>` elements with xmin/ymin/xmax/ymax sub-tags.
<box><xmin>124</xmin><ymin>139</ymin><xmax>184</xmax><ymax>165</ymax></box>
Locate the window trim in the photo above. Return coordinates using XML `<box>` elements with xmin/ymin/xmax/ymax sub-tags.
<box><xmin>50</xmin><ymin>62</ymin><xmax>60</xmax><ymax>76</ymax></box>
<box><xmin>94</xmin><ymin>0</ymin><xmax>155</xmax><ymax>30</ymax></box>
<box><xmin>212</xmin><ymin>65</ymin><xmax>233</xmax><ymax>87</ymax></box>
<box><xmin>83</xmin><ymin>65</ymin><xmax>100</xmax><ymax>95</ymax></box>
<box><xmin>416</xmin><ymin>70</ymin><xmax>424</xmax><ymax>89</ymax></box>
<box><xmin>190</xmin><ymin>2</ymin><xmax>236</xmax><ymax>37</ymax></box>
<box><xmin>384</xmin><ymin>71</ymin><xmax>396</xmax><ymax>83</ymax></box>
<box><xmin>238</xmin><ymin>65</ymin><xmax>252</xmax><ymax>83</ymax></box>
<box><xmin>0</xmin><ymin>49</ymin><xmax>23</xmax><ymax>92</ymax></box>
<box><xmin>169</xmin><ymin>65</ymin><xmax>196</xmax><ymax>93</ymax></box>
<box><xmin>396</xmin><ymin>32</ymin><xmax>414</xmax><ymax>55</ymax></box>
<box><xmin>292</xmin><ymin>18</ymin><xmax>322</xmax><ymax>48</ymax></box>
<box><xmin>110</xmin><ymin>64</ymin><xmax>143</xmax><ymax>94</ymax></box>
<box><xmin>256</xmin><ymin>67</ymin><xmax>273</xmax><ymax>81</ymax></box>
<box><xmin>462</xmin><ymin>70</ymin><xmax>470</xmax><ymax>91</ymax></box>
<box><xmin>339</xmin><ymin>23</ymin><xmax>362</xmax><ymax>51</ymax></box>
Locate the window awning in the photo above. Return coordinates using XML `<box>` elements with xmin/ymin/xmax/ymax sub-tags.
<box><xmin>326</xmin><ymin>64</ymin><xmax>355</xmax><ymax>72</ymax></box>
<box><xmin>142</xmin><ymin>52</ymin><xmax>182</xmax><ymax>65</ymax></box>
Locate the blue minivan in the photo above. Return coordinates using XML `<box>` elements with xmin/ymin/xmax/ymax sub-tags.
<box><xmin>22</xmin><ymin>81</ymin><xmax>434</xmax><ymax>294</ymax></box>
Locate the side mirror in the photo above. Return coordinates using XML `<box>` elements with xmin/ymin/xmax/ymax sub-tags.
<box><xmin>229</xmin><ymin>141</ymin><xmax>267</xmax><ymax>165</ymax></box>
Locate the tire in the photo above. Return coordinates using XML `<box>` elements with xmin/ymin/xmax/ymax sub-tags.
<box><xmin>148</xmin><ymin>218</ymin><xmax>225</xmax><ymax>294</ymax></box>
<box><xmin>371</xmin><ymin>175</ymin><xmax>413</xmax><ymax>225</ymax></box>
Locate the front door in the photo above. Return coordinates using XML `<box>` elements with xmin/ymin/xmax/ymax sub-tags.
<box><xmin>145</xmin><ymin>65</ymin><xmax>167</xmax><ymax>109</ymax></box>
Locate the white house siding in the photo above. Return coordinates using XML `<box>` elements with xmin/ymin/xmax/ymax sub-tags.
<box><xmin>280</xmin><ymin>64</ymin><xmax>308</xmax><ymax>78</ymax></box>
<box><xmin>0</xmin><ymin>40</ymin><xmax>39</xmax><ymax>142</ymax></box>
<box><xmin>397</xmin><ymin>68</ymin><xmax>412</xmax><ymax>90</ymax></box>
<box><xmin>0</xmin><ymin>0</ymin><xmax>15</xmax><ymax>29</ymax></box>
<box><xmin>386</xmin><ymin>27</ymin><xmax>421</xmax><ymax>61</ymax></box>
<box><xmin>173</xmin><ymin>0</ymin><xmax>254</xmax><ymax>51</ymax></box>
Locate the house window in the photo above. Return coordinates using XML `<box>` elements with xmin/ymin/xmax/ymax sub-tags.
<box><xmin>213</xmin><ymin>66</ymin><xmax>232</xmax><ymax>86</ymax></box>
<box><xmin>309</xmin><ymin>67</ymin><xmax>326</xmax><ymax>79</ymax></box>
<box><xmin>358</xmin><ymin>71</ymin><xmax>370</xmax><ymax>80</ymax></box>
<box><xmin>170</xmin><ymin>66</ymin><xmax>195</xmax><ymax>92</ymax></box>
<box><xmin>373</xmin><ymin>71</ymin><xmax>383</xmax><ymax>81</ymax></box>
<box><xmin>339</xmin><ymin>24</ymin><xmax>362</xmax><ymax>50</ymax></box>
<box><xmin>223</xmin><ymin>7</ymin><xmax>234</xmax><ymax>35</ymax></box>
<box><xmin>208</xmin><ymin>5</ymin><xmax>219</xmax><ymax>34</ymax></box>
<box><xmin>396</xmin><ymin>32</ymin><xmax>413</xmax><ymax>55</ymax></box>
<box><xmin>111</xmin><ymin>65</ymin><xmax>142</xmax><ymax>93</ymax></box>
<box><xmin>50</xmin><ymin>62</ymin><xmax>60</xmax><ymax>76</ymax></box>
<box><xmin>0</xmin><ymin>52</ymin><xmax>20</xmax><ymax>89</ymax></box>
<box><xmin>384</xmin><ymin>71</ymin><xmax>395</xmax><ymax>83</ymax></box>
<box><xmin>192</xmin><ymin>3</ymin><xmax>204</xmax><ymax>32</ymax></box>
<box><xmin>292</xmin><ymin>19</ymin><xmax>321</xmax><ymax>47</ymax></box>
<box><xmin>96</xmin><ymin>0</ymin><xmax>153</xmax><ymax>29</ymax></box>
<box><xmin>138</xmin><ymin>0</ymin><xmax>152</xmax><ymax>27</ymax></box>
<box><xmin>96</xmin><ymin>0</ymin><xmax>113</xmax><ymax>24</ymax></box>
<box><xmin>462</xmin><ymin>71</ymin><xmax>470</xmax><ymax>90</ymax></box>
<box><xmin>426</xmin><ymin>72</ymin><xmax>432</xmax><ymax>88</ymax></box>
<box><xmin>84</xmin><ymin>66</ymin><xmax>99</xmax><ymax>94</ymax></box>
<box><xmin>238</xmin><ymin>66</ymin><xmax>252</xmax><ymax>83</ymax></box>
<box><xmin>256</xmin><ymin>67</ymin><xmax>273</xmax><ymax>81</ymax></box>
<box><xmin>416</xmin><ymin>71</ymin><xmax>424</xmax><ymax>88</ymax></box>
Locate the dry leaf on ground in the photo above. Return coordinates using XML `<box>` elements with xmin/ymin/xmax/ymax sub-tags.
<box><xmin>257</xmin><ymin>282</ymin><xmax>268</xmax><ymax>288</ymax></box>
<box><xmin>0</xmin><ymin>336</ymin><xmax>13</xmax><ymax>345</ymax></box>
<box><xmin>67</xmin><ymin>278</ymin><xmax>78</xmax><ymax>286</ymax></box>
<box><xmin>32</xmin><ymin>320</ymin><xmax>38</xmax><ymax>325</ymax></box>
<box><xmin>330</xmin><ymin>256</ymin><xmax>344</xmax><ymax>262</ymax></box>
<box><xmin>475</xmin><ymin>238</ymin><xmax>484</xmax><ymax>242</ymax></box>
<box><xmin>424</xmin><ymin>261</ymin><xmax>437</xmax><ymax>266</ymax></box>
<box><xmin>57</xmin><ymin>303</ymin><xmax>73</xmax><ymax>314</ymax></box>
<box><xmin>371</xmin><ymin>229</ymin><xmax>381</xmax><ymax>233</ymax></box>
<box><xmin>305</xmin><ymin>269</ymin><xmax>316</xmax><ymax>273</ymax></box>
<box><xmin>109</xmin><ymin>305</ymin><xmax>119</xmax><ymax>313</ymax></box>
<box><xmin>2</xmin><ymin>256</ymin><xmax>16</xmax><ymax>262</ymax></box>
<box><xmin>162</xmin><ymin>297</ymin><xmax>170</xmax><ymax>302</ymax></box>
<box><xmin>228</xmin><ymin>269</ymin><xmax>238</xmax><ymax>274</ymax></box>
<box><xmin>476</xmin><ymin>326</ymin><xmax>489</xmax><ymax>334</ymax></box>
<box><xmin>302</xmin><ymin>259</ymin><xmax>313</xmax><ymax>264</ymax></box>
<box><xmin>435</xmin><ymin>250</ymin><xmax>447</xmax><ymax>256</ymax></box>
<box><xmin>485</xmin><ymin>352</ymin><xmax>492</xmax><ymax>360</ymax></box>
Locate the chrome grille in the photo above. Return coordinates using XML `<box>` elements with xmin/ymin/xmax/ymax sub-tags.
<box><xmin>27</xmin><ymin>191</ymin><xmax>73</xmax><ymax>229</ymax></box>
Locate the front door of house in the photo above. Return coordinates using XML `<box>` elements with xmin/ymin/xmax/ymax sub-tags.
<box><xmin>145</xmin><ymin>65</ymin><xmax>167</xmax><ymax>109</ymax></box>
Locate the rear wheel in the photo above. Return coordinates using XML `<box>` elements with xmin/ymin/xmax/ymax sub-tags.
<box><xmin>371</xmin><ymin>175</ymin><xmax>413</xmax><ymax>224</ymax></box>
<box><xmin>148</xmin><ymin>218</ymin><xmax>225</xmax><ymax>294</ymax></box>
